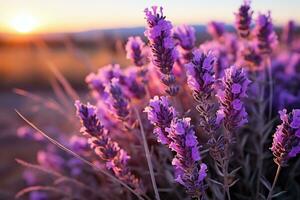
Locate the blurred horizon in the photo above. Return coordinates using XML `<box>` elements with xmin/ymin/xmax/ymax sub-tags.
<box><xmin>0</xmin><ymin>0</ymin><xmax>299</xmax><ymax>35</ymax></box>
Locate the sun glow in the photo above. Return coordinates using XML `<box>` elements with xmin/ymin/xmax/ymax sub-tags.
<box><xmin>10</xmin><ymin>13</ymin><xmax>38</xmax><ymax>33</ymax></box>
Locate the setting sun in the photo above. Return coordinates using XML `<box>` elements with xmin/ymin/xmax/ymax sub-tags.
<box><xmin>10</xmin><ymin>14</ymin><xmax>38</xmax><ymax>33</ymax></box>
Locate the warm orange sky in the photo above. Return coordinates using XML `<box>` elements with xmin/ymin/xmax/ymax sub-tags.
<box><xmin>0</xmin><ymin>0</ymin><xmax>299</xmax><ymax>34</ymax></box>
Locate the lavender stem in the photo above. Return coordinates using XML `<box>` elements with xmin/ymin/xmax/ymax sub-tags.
<box><xmin>134</xmin><ymin>108</ymin><xmax>161</xmax><ymax>200</ymax></box>
<box><xmin>265</xmin><ymin>57</ymin><xmax>273</xmax><ymax>120</ymax></box>
<box><xmin>266</xmin><ymin>165</ymin><xmax>281</xmax><ymax>200</ymax></box>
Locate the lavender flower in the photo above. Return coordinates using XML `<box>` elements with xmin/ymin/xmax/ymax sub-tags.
<box><xmin>144</xmin><ymin>6</ymin><xmax>179</xmax><ymax>96</ymax></box>
<box><xmin>75</xmin><ymin>101</ymin><xmax>142</xmax><ymax>191</ymax></box>
<box><xmin>283</xmin><ymin>20</ymin><xmax>296</xmax><ymax>45</ymax></box>
<box><xmin>144</xmin><ymin>96</ymin><xmax>177</xmax><ymax>145</ymax></box>
<box><xmin>185</xmin><ymin>49</ymin><xmax>219</xmax><ymax>134</ymax></box>
<box><xmin>207</xmin><ymin>21</ymin><xmax>225</xmax><ymax>40</ymax></box>
<box><xmin>125</xmin><ymin>36</ymin><xmax>148</xmax><ymax>67</ymax></box>
<box><xmin>235</xmin><ymin>0</ymin><xmax>253</xmax><ymax>39</ymax></box>
<box><xmin>216</xmin><ymin>66</ymin><xmax>251</xmax><ymax>131</ymax></box>
<box><xmin>173</xmin><ymin>25</ymin><xmax>196</xmax><ymax>51</ymax></box>
<box><xmin>172</xmin><ymin>24</ymin><xmax>196</xmax><ymax>65</ymax></box>
<box><xmin>85</xmin><ymin>64</ymin><xmax>122</xmax><ymax>99</ymax></box>
<box><xmin>186</xmin><ymin>49</ymin><xmax>216</xmax><ymax>97</ymax></box>
<box><xmin>271</xmin><ymin>109</ymin><xmax>300</xmax><ymax>166</ymax></box>
<box><xmin>166</xmin><ymin>117</ymin><xmax>207</xmax><ymax>198</ymax></box>
<box><xmin>104</xmin><ymin>78</ymin><xmax>130</xmax><ymax>121</ymax></box>
<box><xmin>236</xmin><ymin>42</ymin><xmax>262</xmax><ymax>71</ymax></box>
<box><xmin>253</xmin><ymin>13</ymin><xmax>278</xmax><ymax>55</ymax></box>
<box><xmin>123</xmin><ymin>68</ymin><xmax>146</xmax><ymax>99</ymax></box>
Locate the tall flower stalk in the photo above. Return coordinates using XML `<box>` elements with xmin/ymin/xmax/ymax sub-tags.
<box><xmin>75</xmin><ymin>101</ymin><xmax>142</xmax><ymax>192</ymax></box>
<box><xmin>267</xmin><ymin>109</ymin><xmax>300</xmax><ymax>200</ymax></box>
<box><xmin>104</xmin><ymin>78</ymin><xmax>130</xmax><ymax>121</ymax></box>
<box><xmin>125</xmin><ymin>36</ymin><xmax>149</xmax><ymax>86</ymax></box>
<box><xmin>216</xmin><ymin>66</ymin><xmax>250</xmax><ymax>200</ymax></box>
<box><xmin>166</xmin><ymin>117</ymin><xmax>208</xmax><ymax>199</ymax></box>
<box><xmin>173</xmin><ymin>25</ymin><xmax>196</xmax><ymax>64</ymax></box>
<box><xmin>185</xmin><ymin>49</ymin><xmax>218</xmax><ymax>136</ymax></box>
<box><xmin>254</xmin><ymin>12</ymin><xmax>277</xmax><ymax>120</ymax></box>
<box><xmin>144</xmin><ymin>96</ymin><xmax>177</xmax><ymax>145</ymax></box>
<box><xmin>144</xmin><ymin>6</ymin><xmax>179</xmax><ymax>96</ymax></box>
<box><xmin>235</xmin><ymin>0</ymin><xmax>253</xmax><ymax>39</ymax></box>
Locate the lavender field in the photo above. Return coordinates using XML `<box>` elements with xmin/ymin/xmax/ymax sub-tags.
<box><xmin>1</xmin><ymin>1</ymin><xmax>300</xmax><ymax>200</ymax></box>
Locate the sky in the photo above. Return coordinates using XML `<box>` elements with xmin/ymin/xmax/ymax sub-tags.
<box><xmin>0</xmin><ymin>0</ymin><xmax>299</xmax><ymax>34</ymax></box>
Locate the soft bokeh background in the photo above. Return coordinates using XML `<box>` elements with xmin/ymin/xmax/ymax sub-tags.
<box><xmin>0</xmin><ymin>0</ymin><xmax>299</xmax><ymax>198</ymax></box>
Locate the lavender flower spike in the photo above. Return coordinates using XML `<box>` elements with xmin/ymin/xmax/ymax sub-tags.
<box><xmin>125</xmin><ymin>36</ymin><xmax>148</xmax><ymax>67</ymax></box>
<box><xmin>254</xmin><ymin>12</ymin><xmax>278</xmax><ymax>54</ymax></box>
<box><xmin>283</xmin><ymin>20</ymin><xmax>295</xmax><ymax>45</ymax></box>
<box><xmin>105</xmin><ymin>78</ymin><xmax>130</xmax><ymax>121</ymax></box>
<box><xmin>216</xmin><ymin>66</ymin><xmax>251</xmax><ymax>131</ymax></box>
<box><xmin>235</xmin><ymin>0</ymin><xmax>253</xmax><ymax>39</ymax></box>
<box><xmin>173</xmin><ymin>24</ymin><xmax>196</xmax><ymax>51</ymax></box>
<box><xmin>75</xmin><ymin>101</ymin><xmax>142</xmax><ymax>191</ymax></box>
<box><xmin>186</xmin><ymin>49</ymin><xmax>219</xmax><ymax>135</ymax></box>
<box><xmin>271</xmin><ymin>109</ymin><xmax>300</xmax><ymax>166</ymax></box>
<box><xmin>207</xmin><ymin>21</ymin><xmax>225</xmax><ymax>40</ymax></box>
<box><xmin>144</xmin><ymin>6</ymin><xmax>179</xmax><ymax>96</ymax></box>
<box><xmin>186</xmin><ymin>49</ymin><xmax>216</xmax><ymax>98</ymax></box>
<box><xmin>166</xmin><ymin>117</ymin><xmax>207</xmax><ymax>198</ymax></box>
<box><xmin>144</xmin><ymin>96</ymin><xmax>177</xmax><ymax>145</ymax></box>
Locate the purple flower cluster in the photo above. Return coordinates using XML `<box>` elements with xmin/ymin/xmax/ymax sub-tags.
<box><xmin>216</xmin><ymin>66</ymin><xmax>251</xmax><ymax>131</ymax></box>
<box><xmin>173</xmin><ymin>24</ymin><xmax>196</xmax><ymax>51</ymax></box>
<box><xmin>235</xmin><ymin>0</ymin><xmax>253</xmax><ymax>39</ymax></box>
<box><xmin>125</xmin><ymin>36</ymin><xmax>148</xmax><ymax>67</ymax></box>
<box><xmin>271</xmin><ymin>109</ymin><xmax>300</xmax><ymax>166</ymax></box>
<box><xmin>75</xmin><ymin>101</ymin><xmax>142</xmax><ymax>191</ymax></box>
<box><xmin>173</xmin><ymin>25</ymin><xmax>196</xmax><ymax>64</ymax></box>
<box><xmin>282</xmin><ymin>20</ymin><xmax>295</xmax><ymax>45</ymax></box>
<box><xmin>85</xmin><ymin>64</ymin><xmax>121</xmax><ymax>99</ymax></box>
<box><xmin>254</xmin><ymin>13</ymin><xmax>278</xmax><ymax>54</ymax></box>
<box><xmin>186</xmin><ymin>49</ymin><xmax>216</xmax><ymax>97</ymax></box>
<box><xmin>236</xmin><ymin>42</ymin><xmax>262</xmax><ymax>71</ymax></box>
<box><xmin>144</xmin><ymin>96</ymin><xmax>177</xmax><ymax>145</ymax></box>
<box><xmin>166</xmin><ymin>117</ymin><xmax>207</xmax><ymax>198</ymax></box>
<box><xmin>207</xmin><ymin>21</ymin><xmax>225</xmax><ymax>40</ymax></box>
<box><xmin>104</xmin><ymin>78</ymin><xmax>130</xmax><ymax>121</ymax></box>
<box><xmin>144</xmin><ymin>6</ymin><xmax>179</xmax><ymax>96</ymax></box>
<box><xmin>185</xmin><ymin>49</ymin><xmax>219</xmax><ymax>134</ymax></box>
<box><xmin>123</xmin><ymin>68</ymin><xmax>146</xmax><ymax>99</ymax></box>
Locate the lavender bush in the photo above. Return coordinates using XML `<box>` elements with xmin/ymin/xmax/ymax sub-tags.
<box><xmin>16</xmin><ymin>1</ymin><xmax>300</xmax><ymax>200</ymax></box>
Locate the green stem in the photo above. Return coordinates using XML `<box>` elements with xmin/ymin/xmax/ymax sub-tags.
<box><xmin>265</xmin><ymin>57</ymin><xmax>273</xmax><ymax>120</ymax></box>
<box><xmin>223</xmin><ymin>130</ymin><xmax>231</xmax><ymax>200</ymax></box>
<box><xmin>266</xmin><ymin>165</ymin><xmax>281</xmax><ymax>200</ymax></box>
<box><xmin>135</xmin><ymin>108</ymin><xmax>161</xmax><ymax>200</ymax></box>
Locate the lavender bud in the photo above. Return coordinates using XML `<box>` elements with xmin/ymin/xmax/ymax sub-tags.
<box><xmin>207</xmin><ymin>21</ymin><xmax>225</xmax><ymax>40</ymax></box>
<box><xmin>271</xmin><ymin>109</ymin><xmax>300</xmax><ymax>166</ymax></box>
<box><xmin>125</xmin><ymin>36</ymin><xmax>148</xmax><ymax>67</ymax></box>
<box><xmin>186</xmin><ymin>49</ymin><xmax>219</xmax><ymax>135</ymax></box>
<box><xmin>75</xmin><ymin>101</ymin><xmax>142</xmax><ymax>191</ymax></box>
<box><xmin>186</xmin><ymin>49</ymin><xmax>216</xmax><ymax>98</ymax></box>
<box><xmin>123</xmin><ymin>68</ymin><xmax>146</xmax><ymax>99</ymax></box>
<box><xmin>237</xmin><ymin>42</ymin><xmax>262</xmax><ymax>71</ymax></box>
<box><xmin>253</xmin><ymin>13</ymin><xmax>278</xmax><ymax>55</ymax></box>
<box><xmin>235</xmin><ymin>0</ymin><xmax>253</xmax><ymax>39</ymax></box>
<box><xmin>216</xmin><ymin>66</ymin><xmax>251</xmax><ymax>131</ymax></box>
<box><xmin>144</xmin><ymin>6</ymin><xmax>179</xmax><ymax>96</ymax></box>
<box><xmin>144</xmin><ymin>96</ymin><xmax>177</xmax><ymax>145</ymax></box>
<box><xmin>105</xmin><ymin>78</ymin><xmax>130</xmax><ymax>121</ymax></box>
<box><xmin>173</xmin><ymin>24</ymin><xmax>196</xmax><ymax>51</ymax></box>
<box><xmin>85</xmin><ymin>64</ymin><xmax>122</xmax><ymax>99</ymax></box>
<box><xmin>166</xmin><ymin>117</ymin><xmax>207</xmax><ymax>198</ymax></box>
<box><xmin>283</xmin><ymin>20</ymin><xmax>296</xmax><ymax>45</ymax></box>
